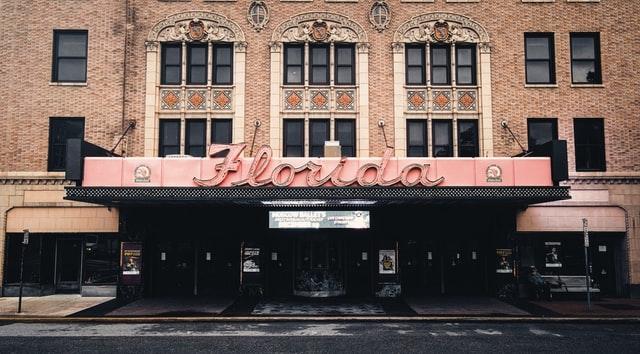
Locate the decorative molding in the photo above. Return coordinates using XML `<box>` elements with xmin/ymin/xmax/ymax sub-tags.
<box><xmin>369</xmin><ymin>1</ymin><xmax>391</xmax><ymax>33</ymax></box>
<box><xmin>271</xmin><ymin>12</ymin><xmax>368</xmax><ymax>43</ymax></box>
<box><xmin>0</xmin><ymin>178</ymin><xmax>73</xmax><ymax>185</ymax></box>
<box><xmin>147</xmin><ymin>11</ymin><xmax>246</xmax><ymax>43</ymax></box>
<box><xmin>247</xmin><ymin>0</ymin><xmax>269</xmax><ymax>32</ymax></box>
<box><xmin>566</xmin><ymin>177</ymin><xmax>640</xmax><ymax>185</ymax></box>
<box><xmin>394</xmin><ymin>12</ymin><xmax>490</xmax><ymax>45</ymax></box>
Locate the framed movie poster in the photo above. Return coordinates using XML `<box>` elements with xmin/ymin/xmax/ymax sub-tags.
<box><xmin>243</xmin><ymin>247</ymin><xmax>261</xmax><ymax>273</ymax></box>
<box><xmin>378</xmin><ymin>250</ymin><xmax>396</xmax><ymax>274</ymax></box>
<box><xmin>544</xmin><ymin>241</ymin><xmax>562</xmax><ymax>268</ymax></box>
<box><xmin>495</xmin><ymin>249</ymin><xmax>513</xmax><ymax>274</ymax></box>
<box><xmin>121</xmin><ymin>242</ymin><xmax>142</xmax><ymax>285</ymax></box>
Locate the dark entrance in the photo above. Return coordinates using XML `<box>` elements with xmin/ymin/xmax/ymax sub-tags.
<box><xmin>55</xmin><ymin>238</ymin><xmax>82</xmax><ymax>293</ymax></box>
<box><xmin>154</xmin><ymin>240</ymin><xmax>195</xmax><ymax>296</ymax></box>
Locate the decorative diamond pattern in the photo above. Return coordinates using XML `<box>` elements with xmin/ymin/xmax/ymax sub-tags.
<box><xmin>161</xmin><ymin>90</ymin><xmax>181</xmax><ymax>110</ymax></box>
<box><xmin>457</xmin><ymin>90</ymin><xmax>477</xmax><ymax>111</ymax></box>
<box><xmin>310</xmin><ymin>90</ymin><xmax>329</xmax><ymax>110</ymax></box>
<box><xmin>432</xmin><ymin>91</ymin><xmax>451</xmax><ymax>111</ymax></box>
<box><xmin>187</xmin><ymin>90</ymin><xmax>207</xmax><ymax>110</ymax></box>
<box><xmin>212</xmin><ymin>90</ymin><xmax>232</xmax><ymax>110</ymax></box>
<box><xmin>284</xmin><ymin>90</ymin><xmax>303</xmax><ymax>110</ymax></box>
<box><xmin>336</xmin><ymin>90</ymin><xmax>355</xmax><ymax>110</ymax></box>
<box><xmin>407</xmin><ymin>91</ymin><xmax>426</xmax><ymax>111</ymax></box>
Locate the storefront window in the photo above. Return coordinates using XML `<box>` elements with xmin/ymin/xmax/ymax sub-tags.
<box><xmin>83</xmin><ymin>234</ymin><xmax>119</xmax><ymax>285</ymax></box>
<box><xmin>3</xmin><ymin>234</ymin><xmax>42</xmax><ymax>284</ymax></box>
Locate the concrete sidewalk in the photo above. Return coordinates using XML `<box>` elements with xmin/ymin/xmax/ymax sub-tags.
<box><xmin>405</xmin><ymin>296</ymin><xmax>530</xmax><ymax>316</ymax></box>
<box><xmin>0</xmin><ymin>295</ymin><xmax>113</xmax><ymax>317</ymax></box>
<box><xmin>527</xmin><ymin>298</ymin><xmax>640</xmax><ymax>317</ymax></box>
<box><xmin>107</xmin><ymin>297</ymin><xmax>234</xmax><ymax>317</ymax></box>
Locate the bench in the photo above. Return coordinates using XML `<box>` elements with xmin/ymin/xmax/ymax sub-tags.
<box><xmin>541</xmin><ymin>275</ymin><xmax>600</xmax><ymax>294</ymax></box>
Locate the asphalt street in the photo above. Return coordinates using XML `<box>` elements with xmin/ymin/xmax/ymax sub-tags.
<box><xmin>0</xmin><ymin>321</ymin><xmax>638</xmax><ymax>353</ymax></box>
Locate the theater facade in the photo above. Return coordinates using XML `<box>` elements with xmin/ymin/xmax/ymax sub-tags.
<box><xmin>1</xmin><ymin>0</ymin><xmax>638</xmax><ymax>300</ymax></box>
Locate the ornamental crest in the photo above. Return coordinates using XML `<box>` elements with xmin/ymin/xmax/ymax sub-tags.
<box><xmin>432</xmin><ymin>20</ymin><xmax>450</xmax><ymax>42</ymax></box>
<box><xmin>188</xmin><ymin>19</ymin><xmax>206</xmax><ymax>41</ymax></box>
<box><xmin>311</xmin><ymin>20</ymin><xmax>329</xmax><ymax>41</ymax></box>
<box><xmin>486</xmin><ymin>165</ymin><xmax>502</xmax><ymax>183</ymax></box>
<box><xmin>134</xmin><ymin>165</ymin><xmax>151</xmax><ymax>183</ymax></box>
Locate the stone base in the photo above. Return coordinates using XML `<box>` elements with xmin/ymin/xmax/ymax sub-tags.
<box><xmin>81</xmin><ymin>285</ymin><xmax>117</xmax><ymax>297</ymax></box>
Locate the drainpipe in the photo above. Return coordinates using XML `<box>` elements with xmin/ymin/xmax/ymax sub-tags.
<box><xmin>120</xmin><ymin>0</ymin><xmax>129</xmax><ymax>153</ymax></box>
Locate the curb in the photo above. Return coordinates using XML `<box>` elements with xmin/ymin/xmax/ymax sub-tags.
<box><xmin>1</xmin><ymin>316</ymin><xmax>639</xmax><ymax>324</ymax></box>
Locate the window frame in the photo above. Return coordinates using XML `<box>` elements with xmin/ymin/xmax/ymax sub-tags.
<box><xmin>283</xmin><ymin>119</ymin><xmax>305</xmax><ymax>157</ymax></box>
<box><xmin>52</xmin><ymin>30</ymin><xmax>88</xmax><ymax>83</ymax></box>
<box><xmin>47</xmin><ymin>117</ymin><xmax>85</xmax><ymax>172</ymax></box>
<box><xmin>159</xmin><ymin>119</ymin><xmax>181</xmax><ymax>157</ymax></box>
<box><xmin>432</xmin><ymin>120</ymin><xmax>453</xmax><ymax>157</ymax></box>
<box><xmin>185</xmin><ymin>119</ymin><xmax>207</xmax><ymax>157</ymax></box>
<box><xmin>309</xmin><ymin>44</ymin><xmax>330</xmax><ymax>85</ymax></box>
<box><xmin>334</xmin><ymin>119</ymin><xmax>356</xmax><ymax>157</ymax></box>
<box><xmin>161</xmin><ymin>43</ymin><xmax>182</xmax><ymax>85</ymax></box>
<box><xmin>334</xmin><ymin>44</ymin><xmax>356</xmax><ymax>85</ymax></box>
<box><xmin>283</xmin><ymin>44</ymin><xmax>304</xmax><ymax>85</ymax></box>
<box><xmin>405</xmin><ymin>44</ymin><xmax>426</xmax><ymax>85</ymax></box>
<box><xmin>455</xmin><ymin>44</ymin><xmax>477</xmax><ymax>86</ymax></box>
<box><xmin>406</xmin><ymin>120</ymin><xmax>428</xmax><ymax>157</ymax></box>
<box><xmin>430</xmin><ymin>44</ymin><xmax>451</xmax><ymax>86</ymax></box>
<box><xmin>573</xmin><ymin>118</ymin><xmax>606</xmax><ymax>172</ymax></box>
<box><xmin>187</xmin><ymin>43</ymin><xmax>208</xmax><ymax>85</ymax></box>
<box><xmin>527</xmin><ymin>118</ymin><xmax>558</xmax><ymax>151</ymax></box>
<box><xmin>211</xmin><ymin>119</ymin><xmax>233</xmax><ymax>145</ymax></box>
<box><xmin>457</xmin><ymin>120</ymin><xmax>479</xmax><ymax>157</ymax></box>
<box><xmin>524</xmin><ymin>33</ymin><xmax>556</xmax><ymax>85</ymax></box>
<box><xmin>309</xmin><ymin>119</ymin><xmax>330</xmax><ymax>157</ymax></box>
<box><xmin>570</xmin><ymin>32</ymin><xmax>602</xmax><ymax>85</ymax></box>
<box><xmin>212</xmin><ymin>43</ymin><xmax>234</xmax><ymax>85</ymax></box>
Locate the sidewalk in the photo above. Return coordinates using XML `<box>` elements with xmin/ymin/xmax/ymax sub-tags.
<box><xmin>526</xmin><ymin>297</ymin><xmax>640</xmax><ymax>317</ymax></box>
<box><xmin>0</xmin><ymin>295</ymin><xmax>113</xmax><ymax>317</ymax></box>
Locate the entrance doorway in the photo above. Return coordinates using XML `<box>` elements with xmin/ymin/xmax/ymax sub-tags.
<box><xmin>294</xmin><ymin>235</ymin><xmax>345</xmax><ymax>297</ymax></box>
<box><xmin>55</xmin><ymin>238</ymin><xmax>82</xmax><ymax>293</ymax></box>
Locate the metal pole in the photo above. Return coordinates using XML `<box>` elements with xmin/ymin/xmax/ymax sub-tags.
<box><xmin>583</xmin><ymin>219</ymin><xmax>591</xmax><ymax>311</ymax></box>
<box><xmin>17</xmin><ymin>229</ymin><xmax>29</xmax><ymax>313</ymax></box>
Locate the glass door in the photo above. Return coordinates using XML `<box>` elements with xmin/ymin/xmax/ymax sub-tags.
<box><xmin>294</xmin><ymin>235</ymin><xmax>345</xmax><ymax>297</ymax></box>
<box><xmin>55</xmin><ymin>238</ymin><xmax>82</xmax><ymax>293</ymax></box>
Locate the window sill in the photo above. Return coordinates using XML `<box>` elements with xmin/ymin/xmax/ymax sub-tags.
<box><xmin>49</xmin><ymin>82</ymin><xmax>87</xmax><ymax>87</ymax></box>
<box><xmin>571</xmin><ymin>84</ymin><xmax>604</xmax><ymax>88</ymax></box>
<box><xmin>524</xmin><ymin>84</ymin><xmax>558</xmax><ymax>88</ymax></box>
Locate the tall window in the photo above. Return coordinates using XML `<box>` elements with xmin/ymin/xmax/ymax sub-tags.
<box><xmin>159</xmin><ymin>119</ymin><xmax>181</xmax><ymax>157</ymax></box>
<box><xmin>310</xmin><ymin>44</ymin><xmax>329</xmax><ymax>85</ymax></box>
<box><xmin>309</xmin><ymin>120</ymin><xmax>330</xmax><ymax>157</ymax></box>
<box><xmin>456</xmin><ymin>45</ymin><xmax>476</xmax><ymax>85</ymax></box>
<box><xmin>283</xmin><ymin>119</ymin><xmax>304</xmax><ymax>157</ymax></box>
<box><xmin>52</xmin><ymin>30</ymin><xmax>88</xmax><ymax>83</ymax></box>
<box><xmin>187</xmin><ymin>44</ymin><xmax>207</xmax><ymax>85</ymax></box>
<box><xmin>335</xmin><ymin>119</ymin><xmax>356</xmax><ymax>157</ymax></box>
<box><xmin>335</xmin><ymin>44</ymin><xmax>355</xmax><ymax>85</ymax></box>
<box><xmin>457</xmin><ymin>120</ymin><xmax>478</xmax><ymax>157</ymax></box>
<box><xmin>161</xmin><ymin>43</ymin><xmax>181</xmax><ymax>85</ymax></box>
<box><xmin>570</xmin><ymin>33</ymin><xmax>601</xmax><ymax>84</ymax></box>
<box><xmin>407</xmin><ymin>120</ymin><xmax>427</xmax><ymax>157</ymax></box>
<box><xmin>48</xmin><ymin>118</ymin><xmax>85</xmax><ymax>171</ymax></box>
<box><xmin>574</xmin><ymin>118</ymin><xmax>605</xmax><ymax>171</ymax></box>
<box><xmin>432</xmin><ymin>120</ymin><xmax>453</xmax><ymax>157</ymax></box>
<box><xmin>527</xmin><ymin>118</ymin><xmax>558</xmax><ymax>151</ymax></box>
<box><xmin>525</xmin><ymin>33</ymin><xmax>555</xmax><ymax>84</ymax></box>
<box><xmin>186</xmin><ymin>120</ymin><xmax>206</xmax><ymax>157</ymax></box>
<box><xmin>211</xmin><ymin>119</ymin><xmax>233</xmax><ymax>144</ymax></box>
<box><xmin>431</xmin><ymin>45</ymin><xmax>451</xmax><ymax>85</ymax></box>
<box><xmin>406</xmin><ymin>45</ymin><xmax>425</xmax><ymax>85</ymax></box>
<box><xmin>284</xmin><ymin>44</ymin><xmax>304</xmax><ymax>85</ymax></box>
<box><xmin>213</xmin><ymin>44</ymin><xmax>233</xmax><ymax>85</ymax></box>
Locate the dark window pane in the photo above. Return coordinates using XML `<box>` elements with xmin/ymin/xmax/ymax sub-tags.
<box><xmin>189</xmin><ymin>66</ymin><xmax>206</xmax><ymax>85</ymax></box>
<box><xmin>432</xmin><ymin>121</ymin><xmax>452</xmax><ymax>157</ymax></box>
<box><xmin>212</xmin><ymin>119</ymin><xmax>232</xmax><ymax>144</ymax></box>
<box><xmin>287</xmin><ymin>67</ymin><xmax>302</xmax><ymax>83</ymax></box>
<box><xmin>336</xmin><ymin>46</ymin><xmax>353</xmax><ymax>65</ymax></box>
<box><xmin>164</xmin><ymin>46</ymin><xmax>181</xmax><ymax>65</ymax></box>
<box><xmin>164</xmin><ymin>67</ymin><xmax>180</xmax><ymax>85</ymax></box>
<box><xmin>336</xmin><ymin>67</ymin><xmax>353</xmax><ymax>84</ymax></box>
<box><xmin>312</xmin><ymin>67</ymin><xmax>328</xmax><ymax>84</ymax></box>
<box><xmin>335</xmin><ymin>120</ymin><xmax>356</xmax><ymax>157</ymax></box>
<box><xmin>432</xmin><ymin>67</ymin><xmax>448</xmax><ymax>84</ymax></box>
<box><xmin>526</xmin><ymin>37</ymin><xmax>550</xmax><ymax>60</ymax></box>
<box><xmin>526</xmin><ymin>62</ymin><xmax>551</xmax><ymax>83</ymax></box>
<box><xmin>189</xmin><ymin>46</ymin><xmax>207</xmax><ymax>65</ymax></box>
<box><xmin>458</xmin><ymin>120</ymin><xmax>478</xmax><ymax>157</ymax></box>
<box><xmin>571</xmin><ymin>61</ymin><xmax>596</xmax><ymax>84</ymax></box>
<box><xmin>4</xmin><ymin>234</ymin><xmax>43</xmax><ymax>284</ymax></box>
<box><xmin>215</xmin><ymin>46</ymin><xmax>232</xmax><ymax>65</ymax></box>
<box><xmin>213</xmin><ymin>45</ymin><xmax>233</xmax><ymax>85</ymax></box>
<box><xmin>284</xmin><ymin>120</ymin><xmax>304</xmax><ymax>157</ymax></box>
<box><xmin>528</xmin><ymin>119</ymin><xmax>557</xmax><ymax>150</ymax></box>
<box><xmin>407</xmin><ymin>47</ymin><xmax>423</xmax><ymax>66</ymax></box>
<box><xmin>456</xmin><ymin>47</ymin><xmax>473</xmax><ymax>66</ymax></box>
<box><xmin>571</xmin><ymin>37</ymin><xmax>595</xmax><ymax>59</ymax></box>
<box><xmin>457</xmin><ymin>67</ymin><xmax>473</xmax><ymax>85</ymax></box>
<box><xmin>574</xmin><ymin>118</ymin><xmax>605</xmax><ymax>171</ymax></box>
<box><xmin>161</xmin><ymin>44</ymin><xmax>181</xmax><ymax>85</ymax></box>
<box><xmin>83</xmin><ymin>235</ymin><xmax>119</xmax><ymax>285</ymax></box>
<box><xmin>431</xmin><ymin>47</ymin><xmax>448</xmax><ymax>66</ymax></box>
<box><xmin>186</xmin><ymin>120</ymin><xmax>206</xmax><ymax>157</ymax></box>
<box><xmin>311</xmin><ymin>46</ymin><xmax>328</xmax><ymax>65</ymax></box>
<box><xmin>57</xmin><ymin>33</ymin><xmax>87</xmax><ymax>57</ymax></box>
<box><xmin>215</xmin><ymin>67</ymin><xmax>231</xmax><ymax>84</ymax></box>
<box><xmin>309</xmin><ymin>120</ymin><xmax>330</xmax><ymax>157</ymax></box>
<box><xmin>287</xmin><ymin>46</ymin><xmax>302</xmax><ymax>65</ymax></box>
<box><xmin>407</xmin><ymin>120</ymin><xmax>427</xmax><ymax>157</ymax></box>
<box><xmin>335</xmin><ymin>45</ymin><xmax>355</xmax><ymax>85</ymax></box>
<box><xmin>159</xmin><ymin>120</ymin><xmax>180</xmax><ymax>157</ymax></box>
<box><xmin>284</xmin><ymin>44</ymin><xmax>304</xmax><ymax>84</ymax></box>
<box><xmin>406</xmin><ymin>67</ymin><xmax>424</xmax><ymax>85</ymax></box>
<box><xmin>48</xmin><ymin>118</ymin><xmax>85</xmax><ymax>171</ymax></box>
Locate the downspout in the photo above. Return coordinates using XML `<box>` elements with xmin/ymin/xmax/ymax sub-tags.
<box><xmin>120</xmin><ymin>0</ymin><xmax>129</xmax><ymax>154</ymax></box>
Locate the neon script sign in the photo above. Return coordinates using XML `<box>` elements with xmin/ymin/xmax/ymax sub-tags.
<box><xmin>193</xmin><ymin>143</ymin><xmax>444</xmax><ymax>187</ymax></box>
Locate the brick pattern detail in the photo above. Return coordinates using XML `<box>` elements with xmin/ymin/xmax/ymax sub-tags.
<box><xmin>310</xmin><ymin>90</ymin><xmax>329</xmax><ymax>110</ymax></box>
<box><xmin>407</xmin><ymin>90</ymin><xmax>426</xmax><ymax>111</ymax></box>
<box><xmin>161</xmin><ymin>89</ymin><xmax>181</xmax><ymax>110</ymax></box>
<box><xmin>457</xmin><ymin>90</ymin><xmax>477</xmax><ymax>111</ymax></box>
<box><xmin>336</xmin><ymin>90</ymin><xmax>355</xmax><ymax>110</ymax></box>
<box><xmin>212</xmin><ymin>90</ymin><xmax>232</xmax><ymax>110</ymax></box>
<box><xmin>432</xmin><ymin>90</ymin><xmax>451</xmax><ymax>111</ymax></box>
<box><xmin>186</xmin><ymin>90</ymin><xmax>207</xmax><ymax>110</ymax></box>
<box><xmin>284</xmin><ymin>90</ymin><xmax>304</xmax><ymax>110</ymax></box>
